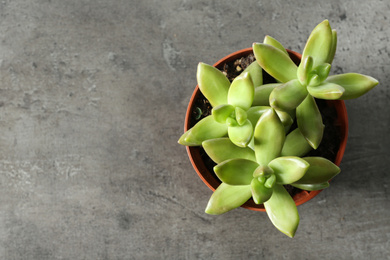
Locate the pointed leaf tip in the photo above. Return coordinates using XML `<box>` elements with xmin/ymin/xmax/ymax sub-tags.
<box><xmin>263</xmin><ymin>35</ymin><xmax>289</xmax><ymax>56</ymax></box>
<box><xmin>264</xmin><ymin>185</ymin><xmax>299</xmax><ymax>238</ymax></box>
<box><xmin>205</xmin><ymin>183</ymin><xmax>252</xmax><ymax>215</ymax></box>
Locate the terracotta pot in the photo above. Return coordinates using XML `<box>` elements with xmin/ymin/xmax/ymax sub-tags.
<box><xmin>184</xmin><ymin>47</ymin><xmax>348</xmax><ymax>212</ymax></box>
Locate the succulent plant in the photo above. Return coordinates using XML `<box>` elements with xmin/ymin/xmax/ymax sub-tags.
<box><xmin>253</xmin><ymin>20</ymin><xmax>378</xmax><ymax>150</ymax></box>
<box><xmin>178</xmin><ymin>19</ymin><xmax>378</xmax><ymax>238</ymax></box>
<box><xmin>203</xmin><ymin>108</ymin><xmax>340</xmax><ymax>237</ymax></box>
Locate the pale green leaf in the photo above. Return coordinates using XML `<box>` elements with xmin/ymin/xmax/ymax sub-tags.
<box><xmin>292</xmin><ymin>182</ymin><xmax>329</xmax><ymax>191</ymax></box>
<box><xmin>197</xmin><ymin>62</ymin><xmax>230</xmax><ymax>107</ymax></box>
<box><xmin>246</xmin><ymin>106</ymin><xmax>270</xmax><ymax>127</ymax></box>
<box><xmin>297</xmin><ymin>55</ymin><xmax>313</xmax><ymax>85</ymax></box>
<box><xmin>253</xmin><ymin>83</ymin><xmax>281</xmax><ymax>106</ymax></box>
<box><xmin>178</xmin><ymin>116</ymin><xmax>228</xmax><ymax>146</ymax></box>
<box><xmin>228</xmin><ymin>72</ymin><xmax>254</xmax><ymax>110</ymax></box>
<box><xmin>269</xmin><ymin>79</ymin><xmax>308</xmax><ymax>111</ymax></box>
<box><xmin>264</xmin><ymin>173</ymin><xmax>276</xmax><ymax>188</ymax></box>
<box><xmin>243</xmin><ymin>61</ymin><xmax>263</xmax><ymax>87</ymax></box>
<box><xmin>312</xmin><ymin>63</ymin><xmax>331</xmax><ymax>83</ymax></box>
<box><xmin>235</xmin><ymin>107</ymin><xmax>247</xmax><ymax>126</ymax></box>
<box><xmin>276</xmin><ymin>110</ymin><xmax>294</xmax><ymax>132</ymax></box>
<box><xmin>254</xmin><ymin>109</ymin><xmax>285</xmax><ymax>166</ymax></box>
<box><xmin>253</xmin><ymin>43</ymin><xmax>298</xmax><ymax>83</ymax></box>
<box><xmin>263</xmin><ymin>35</ymin><xmax>289</xmax><ymax>56</ymax></box>
<box><xmin>294</xmin><ymin>157</ymin><xmax>340</xmax><ymax>184</ymax></box>
<box><xmin>281</xmin><ymin>128</ymin><xmax>313</xmax><ymax>157</ymax></box>
<box><xmin>307</xmin><ymin>82</ymin><xmax>345</xmax><ymax>100</ymax></box>
<box><xmin>302</xmin><ymin>20</ymin><xmax>333</xmax><ymax>68</ymax></box>
<box><xmin>326</xmin><ymin>29</ymin><xmax>337</xmax><ymax>64</ymax></box>
<box><xmin>264</xmin><ymin>184</ymin><xmax>299</xmax><ymax>238</ymax></box>
<box><xmin>202</xmin><ymin>138</ymin><xmax>256</xmax><ymax>163</ymax></box>
<box><xmin>268</xmin><ymin>156</ymin><xmax>310</xmax><ymax>184</ymax></box>
<box><xmin>296</xmin><ymin>96</ymin><xmax>324</xmax><ymax>149</ymax></box>
<box><xmin>228</xmin><ymin>119</ymin><xmax>253</xmax><ymax>147</ymax></box>
<box><xmin>205</xmin><ymin>183</ymin><xmax>252</xmax><ymax>215</ymax></box>
<box><xmin>325</xmin><ymin>73</ymin><xmax>378</xmax><ymax>100</ymax></box>
<box><xmin>214</xmin><ymin>158</ymin><xmax>258</xmax><ymax>185</ymax></box>
<box><xmin>212</xmin><ymin>104</ymin><xmax>235</xmax><ymax>124</ymax></box>
<box><xmin>251</xmin><ymin>177</ymin><xmax>273</xmax><ymax>204</ymax></box>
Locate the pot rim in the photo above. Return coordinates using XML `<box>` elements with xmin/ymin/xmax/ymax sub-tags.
<box><xmin>184</xmin><ymin>47</ymin><xmax>349</xmax><ymax>212</ymax></box>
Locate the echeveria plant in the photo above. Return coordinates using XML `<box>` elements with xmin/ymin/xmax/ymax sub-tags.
<box><xmin>203</xmin><ymin>109</ymin><xmax>340</xmax><ymax>237</ymax></box>
<box><xmin>252</xmin><ymin>20</ymin><xmax>378</xmax><ymax>150</ymax></box>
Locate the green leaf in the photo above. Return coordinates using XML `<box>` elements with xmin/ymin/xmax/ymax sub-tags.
<box><xmin>281</xmin><ymin>128</ymin><xmax>313</xmax><ymax>157</ymax></box>
<box><xmin>178</xmin><ymin>130</ymin><xmax>193</xmax><ymax>146</ymax></box>
<box><xmin>205</xmin><ymin>183</ymin><xmax>252</xmax><ymax>215</ymax></box>
<box><xmin>292</xmin><ymin>182</ymin><xmax>329</xmax><ymax>191</ymax></box>
<box><xmin>226</xmin><ymin>117</ymin><xmax>238</xmax><ymax>127</ymax></box>
<box><xmin>268</xmin><ymin>156</ymin><xmax>310</xmax><ymax>184</ymax></box>
<box><xmin>202</xmin><ymin>138</ymin><xmax>256</xmax><ymax>163</ymax></box>
<box><xmin>253</xmin><ymin>43</ymin><xmax>298</xmax><ymax>83</ymax></box>
<box><xmin>178</xmin><ymin>116</ymin><xmax>228</xmax><ymax>146</ymax></box>
<box><xmin>243</xmin><ymin>61</ymin><xmax>263</xmax><ymax>87</ymax></box>
<box><xmin>214</xmin><ymin>158</ymin><xmax>259</xmax><ymax>185</ymax></box>
<box><xmin>212</xmin><ymin>104</ymin><xmax>235</xmax><ymax>124</ymax></box>
<box><xmin>197</xmin><ymin>62</ymin><xmax>230</xmax><ymax>107</ymax></box>
<box><xmin>296</xmin><ymin>96</ymin><xmax>324</xmax><ymax>149</ymax></box>
<box><xmin>264</xmin><ymin>184</ymin><xmax>299</xmax><ymax>238</ymax></box>
<box><xmin>246</xmin><ymin>106</ymin><xmax>270</xmax><ymax>127</ymax></box>
<box><xmin>235</xmin><ymin>107</ymin><xmax>247</xmax><ymax>126</ymax></box>
<box><xmin>251</xmin><ymin>177</ymin><xmax>273</xmax><ymax>204</ymax></box>
<box><xmin>253</xmin><ymin>83</ymin><xmax>281</xmax><ymax>106</ymax></box>
<box><xmin>302</xmin><ymin>20</ymin><xmax>333</xmax><ymax>68</ymax></box>
<box><xmin>312</xmin><ymin>63</ymin><xmax>331</xmax><ymax>84</ymax></box>
<box><xmin>254</xmin><ymin>108</ymin><xmax>285</xmax><ymax>166</ymax></box>
<box><xmin>326</xmin><ymin>29</ymin><xmax>337</xmax><ymax>64</ymax></box>
<box><xmin>263</xmin><ymin>35</ymin><xmax>289</xmax><ymax>56</ymax></box>
<box><xmin>228</xmin><ymin>72</ymin><xmax>254</xmax><ymax>110</ymax></box>
<box><xmin>264</xmin><ymin>173</ymin><xmax>276</xmax><ymax>188</ymax></box>
<box><xmin>269</xmin><ymin>79</ymin><xmax>308</xmax><ymax>111</ymax></box>
<box><xmin>307</xmin><ymin>74</ymin><xmax>321</xmax><ymax>87</ymax></box>
<box><xmin>248</xmin><ymin>107</ymin><xmax>293</xmax><ymax>138</ymax></box>
<box><xmin>294</xmin><ymin>157</ymin><xmax>340</xmax><ymax>184</ymax></box>
<box><xmin>297</xmin><ymin>55</ymin><xmax>313</xmax><ymax>85</ymax></box>
<box><xmin>325</xmin><ymin>73</ymin><xmax>378</xmax><ymax>100</ymax></box>
<box><xmin>228</xmin><ymin>119</ymin><xmax>253</xmax><ymax>147</ymax></box>
<box><xmin>307</xmin><ymin>82</ymin><xmax>345</xmax><ymax>100</ymax></box>
<box><xmin>275</xmin><ymin>109</ymin><xmax>294</xmax><ymax>133</ymax></box>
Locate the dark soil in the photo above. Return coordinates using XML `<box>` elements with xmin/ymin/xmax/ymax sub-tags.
<box><xmin>189</xmin><ymin>53</ymin><xmax>341</xmax><ymax>199</ymax></box>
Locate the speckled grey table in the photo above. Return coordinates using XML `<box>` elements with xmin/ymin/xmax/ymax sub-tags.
<box><xmin>0</xmin><ymin>0</ymin><xmax>389</xmax><ymax>259</ymax></box>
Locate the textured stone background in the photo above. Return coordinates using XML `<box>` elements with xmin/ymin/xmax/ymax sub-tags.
<box><xmin>0</xmin><ymin>0</ymin><xmax>389</xmax><ymax>259</ymax></box>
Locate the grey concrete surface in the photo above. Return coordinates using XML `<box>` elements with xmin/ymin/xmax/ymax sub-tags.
<box><xmin>0</xmin><ymin>0</ymin><xmax>389</xmax><ymax>259</ymax></box>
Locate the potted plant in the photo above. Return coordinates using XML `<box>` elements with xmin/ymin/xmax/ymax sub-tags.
<box><xmin>178</xmin><ymin>20</ymin><xmax>378</xmax><ymax>237</ymax></box>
